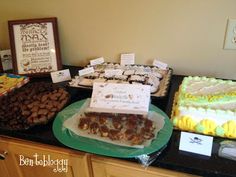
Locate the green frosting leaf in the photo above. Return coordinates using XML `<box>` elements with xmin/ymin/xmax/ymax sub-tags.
<box><xmin>196</xmin><ymin>124</ymin><xmax>205</xmax><ymax>133</ymax></box>
<box><xmin>172</xmin><ymin>118</ymin><xmax>178</xmax><ymax>126</ymax></box>
<box><xmin>215</xmin><ymin>126</ymin><xmax>225</xmax><ymax>137</ymax></box>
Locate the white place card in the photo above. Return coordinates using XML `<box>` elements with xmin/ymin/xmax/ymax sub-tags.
<box><xmin>179</xmin><ymin>132</ymin><xmax>213</xmax><ymax>156</ymax></box>
<box><xmin>90</xmin><ymin>57</ymin><xmax>105</xmax><ymax>66</ymax></box>
<box><xmin>50</xmin><ymin>69</ymin><xmax>71</xmax><ymax>83</ymax></box>
<box><xmin>104</xmin><ymin>69</ymin><xmax>123</xmax><ymax>77</ymax></box>
<box><xmin>120</xmin><ymin>53</ymin><xmax>135</xmax><ymax>66</ymax></box>
<box><xmin>79</xmin><ymin>67</ymin><xmax>94</xmax><ymax>76</ymax></box>
<box><xmin>153</xmin><ymin>59</ymin><xmax>168</xmax><ymax>70</ymax></box>
<box><xmin>90</xmin><ymin>82</ymin><xmax>150</xmax><ymax>114</ymax></box>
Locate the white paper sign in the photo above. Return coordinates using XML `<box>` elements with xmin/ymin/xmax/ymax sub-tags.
<box><xmin>13</xmin><ymin>23</ymin><xmax>58</xmax><ymax>74</ymax></box>
<box><xmin>90</xmin><ymin>82</ymin><xmax>150</xmax><ymax>114</ymax></box>
<box><xmin>50</xmin><ymin>69</ymin><xmax>71</xmax><ymax>83</ymax></box>
<box><xmin>179</xmin><ymin>132</ymin><xmax>213</xmax><ymax>156</ymax></box>
<box><xmin>90</xmin><ymin>57</ymin><xmax>105</xmax><ymax>66</ymax></box>
<box><xmin>104</xmin><ymin>69</ymin><xmax>123</xmax><ymax>77</ymax></box>
<box><xmin>79</xmin><ymin>67</ymin><xmax>94</xmax><ymax>76</ymax></box>
<box><xmin>0</xmin><ymin>50</ymin><xmax>13</xmax><ymax>71</ymax></box>
<box><xmin>120</xmin><ymin>53</ymin><xmax>135</xmax><ymax>65</ymax></box>
<box><xmin>153</xmin><ymin>59</ymin><xmax>168</xmax><ymax>70</ymax></box>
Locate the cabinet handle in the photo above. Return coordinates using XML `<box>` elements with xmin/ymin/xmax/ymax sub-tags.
<box><xmin>0</xmin><ymin>151</ymin><xmax>8</xmax><ymax>160</ymax></box>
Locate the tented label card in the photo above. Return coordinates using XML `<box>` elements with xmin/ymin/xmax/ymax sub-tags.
<box><xmin>90</xmin><ymin>82</ymin><xmax>150</xmax><ymax>114</ymax></box>
<box><xmin>179</xmin><ymin>132</ymin><xmax>213</xmax><ymax>156</ymax></box>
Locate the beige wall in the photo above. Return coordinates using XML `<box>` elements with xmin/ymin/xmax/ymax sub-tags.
<box><xmin>0</xmin><ymin>0</ymin><xmax>236</xmax><ymax>79</ymax></box>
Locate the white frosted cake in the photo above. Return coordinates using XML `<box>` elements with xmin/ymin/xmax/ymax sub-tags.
<box><xmin>172</xmin><ymin>76</ymin><xmax>236</xmax><ymax>138</ymax></box>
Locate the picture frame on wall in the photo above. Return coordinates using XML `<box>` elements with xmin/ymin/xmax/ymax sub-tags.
<box><xmin>8</xmin><ymin>17</ymin><xmax>62</xmax><ymax>76</ymax></box>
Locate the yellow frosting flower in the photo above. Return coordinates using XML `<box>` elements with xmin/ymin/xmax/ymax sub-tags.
<box><xmin>199</xmin><ymin>119</ymin><xmax>216</xmax><ymax>135</ymax></box>
<box><xmin>222</xmin><ymin>121</ymin><xmax>236</xmax><ymax>138</ymax></box>
<box><xmin>176</xmin><ymin>116</ymin><xmax>196</xmax><ymax>131</ymax></box>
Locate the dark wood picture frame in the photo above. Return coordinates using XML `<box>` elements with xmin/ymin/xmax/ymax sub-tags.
<box><xmin>8</xmin><ymin>17</ymin><xmax>62</xmax><ymax>77</ymax></box>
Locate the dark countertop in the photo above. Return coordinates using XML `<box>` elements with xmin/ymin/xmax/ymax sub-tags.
<box><xmin>1</xmin><ymin>66</ymin><xmax>236</xmax><ymax>177</ymax></box>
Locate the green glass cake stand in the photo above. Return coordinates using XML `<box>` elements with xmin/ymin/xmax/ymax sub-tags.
<box><xmin>53</xmin><ymin>99</ymin><xmax>173</xmax><ymax>158</ymax></box>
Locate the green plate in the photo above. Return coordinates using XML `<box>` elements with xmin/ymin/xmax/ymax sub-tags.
<box><xmin>53</xmin><ymin>99</ymin><xmax>173</xmax><ymax>158</ymax></box>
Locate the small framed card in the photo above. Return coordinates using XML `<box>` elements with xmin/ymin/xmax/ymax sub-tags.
<box><xmin>0</xmin><ymin>49</ymin><xmax>13</xmax><ymax>71</ymax></box>
<box><xmin>8</xmin><ymin>17</ymin><xmax>62</xmax><ymax>76</ymax></box>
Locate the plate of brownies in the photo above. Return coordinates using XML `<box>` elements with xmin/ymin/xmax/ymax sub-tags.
<box><xmin>53</xmin><ymin>99</ymin><xmax>173</xmax><ymax>158</ymax></box>
<box><xmin>69</xmin><ymin>63</ymin><xmax>172</xmax><ymax>97</ymax></box>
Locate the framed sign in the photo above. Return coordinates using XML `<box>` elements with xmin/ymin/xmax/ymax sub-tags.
<box><xmin>8</xmin><ymin>17</ymin><xmax>62</xmax><ymax>76</ymax></box>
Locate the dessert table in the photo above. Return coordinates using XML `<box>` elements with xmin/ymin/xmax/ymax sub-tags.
<box><xmin>0</xmin><ymin>65</ymin><xmax>235</xmax><ymax>177</ymax></box>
